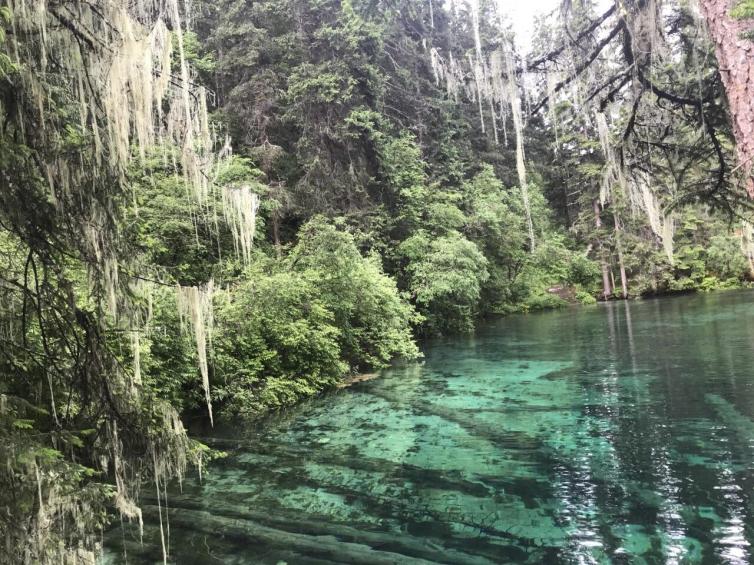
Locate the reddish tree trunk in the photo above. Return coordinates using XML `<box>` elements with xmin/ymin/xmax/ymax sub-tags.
<box><xmin>701</xmin><ymin>0</ymin><xmax>754</xmax><ymax>196</ymax></box>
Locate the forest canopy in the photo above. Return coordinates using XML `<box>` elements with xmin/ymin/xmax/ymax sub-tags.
<box><xmin>1</xmin><ymin>0</ymin><xmax>754</xmax><ymax>562</ymax></box>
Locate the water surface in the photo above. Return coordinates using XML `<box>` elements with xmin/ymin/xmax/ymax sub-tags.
<box><xmin>105</xmin><ymin>290</ymin><xmax>754</xmax><ymax>563</ymax></box>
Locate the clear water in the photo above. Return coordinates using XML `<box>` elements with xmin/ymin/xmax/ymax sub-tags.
<box><xmin>104</xmin><ymin>290</ymin><xmax>754</xmax><ymax>564</ymax></box>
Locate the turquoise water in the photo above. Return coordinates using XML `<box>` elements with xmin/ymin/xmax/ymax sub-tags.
<box><xmin>105</xmin><ymin>291</ymin><xmax>754</xmax><ymax>563</ymax></box>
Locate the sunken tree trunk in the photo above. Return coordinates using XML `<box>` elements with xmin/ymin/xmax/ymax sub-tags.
<box><xmin>700</xmin><ymin>0</ymin><xmax>754</xmax><ymax>196</ymax></box>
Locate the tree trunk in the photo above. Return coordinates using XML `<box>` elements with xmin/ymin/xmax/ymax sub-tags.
<box><xmin>613</xmin><ymin>210</ymin><xmax>629</xmax><ymax>298</ymax></box>
<box><xmin>594</xmin><ymin>199</ymin><xmax>612</xmax><ymax>299</ymax></box>
<box><xmin>272</xmin><ymin>211</ymin><xmax>282</xmax><ymax>259</ymax></box>
<box><xmin>601</xmin><ymin>263</ymin><xmax>613</xmax><ymax>300</ymax></box>
<box><xmin>701</xmin><ymin>0</ymin><xmax>754</xmax><ymax>196</ymax></box>
<box><xmin>615</xmin><ymin>241</ymin><xmax>628</xmax><ymax>298</ymax></box>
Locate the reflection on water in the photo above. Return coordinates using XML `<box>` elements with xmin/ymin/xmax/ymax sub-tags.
<box><xmin>103</xmin><ymin>290</ymin><xmax>754</xmax><ymax>564</ymax></box>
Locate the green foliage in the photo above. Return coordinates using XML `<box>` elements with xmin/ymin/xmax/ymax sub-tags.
<box><xmin>202</xmin><ymin>0</ymin><xmax>387</xmax><ymax>211</ymax></box>
<box><xmin>619</xmin><ymin>213</ymin><xmax>750</xmax><ymax>296</ymax></box>
<box><xmin>522</xmin><ymin>291</ymin><xmax>569</xmax><ymax>312</ymax></box>
<box><xmin>513</xmin><ymin>235</ymin><xmax>600</xmax><ymax>310</ymax></box>
<box><xmin>139</xmin><ymin>287</ymin><xmax>203</xmax><ymax>411</ymax></box>
<box><xmin>670</xmin><ymin>242</ymin><xmax>707</xmax><ymax>290</ymax></box>
<box><xmin>576</xmin><ymin>289</ymin><xmax>598</xmax><ymax>305</ymax></box>
<box><xmin>706</xmin><ymin>235</ymin><xmax>748</xmax><ymax>281</ymax></box>
<box><xmin>567</xmin><ymin>253</ymin><xmax>602</xmax><ymax>289</ymax></box>
<box><xmin>0</xmin><ymin>412</ymin><xmax>113</xmax><ymax>561</ymax></box>
<box><xmin>731</xmin><ymin>0</ymin><xmax>754</xmax><ymax>20</ymax></box>
<box><xmin>0</xmin><ymin>7</ymin><xmax>15</xmax><ymax>77</ymax></box>
<box><xmin>461</xmin><ymin>166</ymin><xmax>528</xmax><ymax>308</ymax></box>
<box><xmin>400</xmin><ymin>230</ymin><xmax>489</xmax><ymax>334</ymax></box>
<box><xmin>624</xmin><ymin>242</ymin><xmax>675</xmax><ymax>296</ymax></box>
<box><xmin>289</xmin><ymin>217</ymin><xmax>420</xmax><ymax>370</ymax></box>
<box><xmin>179</xmin><ymin>31</ymin><xmax>217</xmax><ymax>74</ymax></box>
<box><xmin>125</xmin><ymin>152</ymin><xmax>264</xmax><ymax>284</ymax></box>
<box><xmin>377</xmin><ymin>131</ymin><xmax>430</xmax><ymax>228</ymax></box>
<box><xmin>5</xmin><ymin>0</ymin><xmax>754</xmax><ymax>556</ymax></box>
<box><xmin>213</xmin><ymin>266</ymin><xmax>347</xmax><ymax>419</ymax></box>
<box><xmin>135</xmin><ymin>209</ymin><xmax>419</xmax><ymax>420</ymax></box>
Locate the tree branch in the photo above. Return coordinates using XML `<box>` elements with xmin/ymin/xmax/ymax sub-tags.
<box><xmin>530</xmin><ymin>23</ymin><xmax>623</xmax><ymax>115</ymax></box>
<box><xmin>527</xmin><ymin>5</ymin><xmax>617</xmax><ymax>71</ymax></box>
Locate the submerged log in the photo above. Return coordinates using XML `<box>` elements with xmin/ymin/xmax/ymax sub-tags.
<box><xmin>365</xmin><ymin>387</ymin><xmax>540</xmax><ymax>449</ymax></box>
<box><xmin>139</xmin><ymin>505</ymin><xmax>468</xmax><ymax>564</ymax></box>
<box><xmin>137</xmin><ymin>497</ymin><xmax>499</xmax><ymax>564</ymax></box>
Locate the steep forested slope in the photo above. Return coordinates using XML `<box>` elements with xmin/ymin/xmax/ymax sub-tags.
<box><xmin>1</xmin><ymin>0</ymin><xmax>753</xmax><ymax>562</ymax></box>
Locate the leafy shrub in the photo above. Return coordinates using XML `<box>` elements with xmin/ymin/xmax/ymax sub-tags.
<box><xmin>706</xmin><ymin>235</ymin><xmax>748</xmax><ymax>281</ymax></box>
<box><xmin>288</xmin><ymin>217</ymin><xmax>420</xmax><ymax>371</ymax></box>
<box><xmin>207</xmin><ymin>218</ymin><xmax>419</xmax><ymax>419</ymax></box>
<box><xmin>523</xmin><ymin>292</ymin><xmax>569</xmax><ymax>312</ymax></box>
<box><xmin>213</xmin><ymin>269</ymin><xmax>347</xmax><ymax>419</ymax></box>
<box><xmin>399</xmin><ymin>230</ymin><xmax>489</xmax><ymax>334</ymax></box>
<box><xmin>576</xmin><ymin>289</ymin><xmax>598</xmax><ymax>305</ymax></box>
